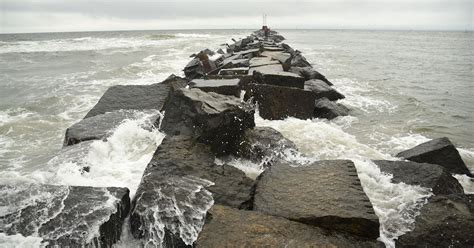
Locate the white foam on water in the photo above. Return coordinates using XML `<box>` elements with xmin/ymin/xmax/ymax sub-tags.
<box><xmin>254</xmin><ymin>112</ymin><xmax>433</xmax><ymax>247</ymax></box>
<box><xmin>215</xmin><ymin>157</ymin><xmax>265</xmax><ymax>180</ymax></box>
<box><xmin>136</xmin><ymin>176</ymin><xmax>215</xmax><ymax>248</ymax></box>
<box><xmin>0</xmin><ymin>233</ymin><xmax>43</xmax><ymax>248</ymax></box>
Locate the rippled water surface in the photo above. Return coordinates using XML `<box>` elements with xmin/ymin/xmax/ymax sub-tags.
<box><xmin>0</xmin><ymin>29</ymin><xmax>472</xmax><ymax>247</ymax></box>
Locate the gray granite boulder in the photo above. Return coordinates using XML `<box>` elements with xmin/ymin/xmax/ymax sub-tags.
<box><xmin>130</xmin><ymin>135</ymin><xmax>255</xmax><ymax>246</ymax></box>
<box><xmin>252</xmin><ymin>68</ymin><xmax>305</xmax><ymax>89</ymax></box>
<box><xmin>396</xmin><ymin>194</ymin><xmax>474</xmax><ymax>247</ymax></box>
<box><xmin>189</xmin><ymin>78</ymin><xmax>241</xmax><ymax>97</ymax></box>
<box><xmin>195</xmin><ymin>205</ymin><xmax>381</xmax><ymax>248</ymax></box>
<box><xmin>314</xmin><ymin>97</ymin><xmax>350</xmax><ymax>120</ymax></box>
<box><xmin>253</xmin><ymin>160</ymin><xmax>380</xmax><ymax>239</ymax></box>
<box><xmin>0</xmin><ymin>184</ymin><xmax>130</xmax><ymax>247</ymax></box>
<box><xmin>374</xmin><ymin>160</ymin><xmax>465</xmax><ymax>195</ymax></box>
<box><xmin>290</xmin><ymin>66</ymin><xmax>333</xmax><ymax>86</ymax></box>
<box><xmin>396</xmin><ymin>137</ymin><xmax>472</xmax><ymax>176</ymax></box>
<box><xmin>84</xmin><ymin>83</ymin><xmax>170</xmax><ymax>119</ymax></box>
<box><xmin>261</xmin><ymin>51</ymin><xmax>292</xmax><ymax>70</ymax></box>
<box><xmin>245</xmin><ymin>83</ymin><xmax>317</xmax><ymax>120</ymax></box>
<box><xmin>160</xmin><ymin>88</ymin><xmax>255</xmax><ymax>155</ymax></box>
<box><xmin>305</xmin><ymin>79</ymin><xmax>345</xmax><ymax>101</ymax></box>
<box><xmin>64</xmin><ymin>110</ymin><xmax>160</xmax><ymax>146</ymax></box>
<box><xmin>235</xmin><ymin>127</ymin><xmax>298</xmax><ymax>166</ymax></box>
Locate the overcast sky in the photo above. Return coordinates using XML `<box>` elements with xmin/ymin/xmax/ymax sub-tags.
<box><xmin>1</xmin><ymin>0</ymin><xmax>472</xmax><ymax>33</ymax></box>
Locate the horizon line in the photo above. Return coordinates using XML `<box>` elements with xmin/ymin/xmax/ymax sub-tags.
<box><xmin>1</xmin><ymin>27</ymin><xmax>473</xmax><ymax>35</ymax></box>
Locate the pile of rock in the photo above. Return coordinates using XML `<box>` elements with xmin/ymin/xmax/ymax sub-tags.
<box><xmin>2</xmin><ymin>29</ymin><xmax>472</xmax><ymax>248</ymax></box>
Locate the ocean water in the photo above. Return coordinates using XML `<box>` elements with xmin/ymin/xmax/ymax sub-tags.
<box><xmin>0</xmin><ymin>29</ymin><xmax>472</xmax><ymax>247</ymax></box>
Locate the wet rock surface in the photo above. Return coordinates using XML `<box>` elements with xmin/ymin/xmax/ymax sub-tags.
<box><xmin>314</xmin><ymin>97</ymin><xmax>350</xmax><ymax>119</ymax></box>
<box><xmin>235</xmin><ymin>126</ymin><xmax>298</xmax><ymax>165</ymax></box>
<box><xmin>0</xmin><ymin>184</ymin><xmax>130</xmax><ymax>247</ymax></box>
<box><xmin>289</xmin><ymin>66</ymin><xmax>333</xmax><ymax>86</ymax></box>
<box><xmin>189</xmin><ymin>78</ymin><xmax>241</xmax><ymax>97</ymax></box>
<box><xmin>252</xmin><ymin>69</ymin><xmax>305</xmax><ymax>89</ymax></box>
<box><xmin>305</xmin><ymin>79</ymin><xmax>345</xmax><ymax>101</ymax></box>
<box><xmin>374</xmin><ymin>160</ymin><xmax>465</xmax><ymax>195</ymax></box>
<box><xmin>160</xmin><ymin>88</ymin><xmax>255</xmax><ymax>155</ymax></box>
<box><xmin>64</xmin><ymin>110</ymin><xmax>159</xmax><ymax>146</ymax></box>
<box><xmin>245</xmin><ymin>83</ymin><xmax>317</xmax><ymax>120</ymax></box>
<box><xmin>253</xmin><ymin>160</ymin><xmax>380</xmax><ymax>239</ymax></box>
<box><xmin>396</xmin><ymin>194</ymin><xmax>474</xmax><ymax>247</ymax></box>
<box><xmin>131</xmin><ymin>135</ymin><xmax>255</xmax><ymax>245</ymax></box>
<box><xmin>84</xmin><ymin>83</ymin><xmax>170</xmax><ymax>119</ymax></box>
<box><xmin>195</xmin><ymin>205</ymin><xmax>381</xmax><ymax>248</ymax></box>
<box><xmin>396</xmin><ymin>137</ymin><xmax>472</xmax><ymax>176</ymax></box>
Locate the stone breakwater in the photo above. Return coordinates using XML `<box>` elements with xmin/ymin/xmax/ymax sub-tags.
<box><xmin>1</xmin><ymin>29</ymin><xmax>473</xmax><ymax>247</ymax></box>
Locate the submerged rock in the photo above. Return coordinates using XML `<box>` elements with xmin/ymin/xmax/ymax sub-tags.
<box><xmin>396</xmin><ymin>137</ymin><xmax>472</xmax><ymax>176</ymax></box>
<box><xmin>195</xmin><ymin>205</ymin><xmax>381</xmax><ymax>248</ymax></box>
<box><xmin>253</xmin><ymin>160</ymin><xmax>380</xmax><ymax>239</ymax></box>
<box><xmin>305</xmin><ymin>79</ymin><xmax>345</xmax><ymax>101</ymax></box>
<box><xmin>314</xmin><ymin>97</ymin><xmax>350</xmax><ymax>120</ymax></box>
<box><xmin>189</xmin><ymin>78</ymin><xmax>241</xmax><ymax>97</ymax></box>
<box><xmin>289</xmin><ymin>66</ymin><xmax>333</xmax><ymax>86</ymax></box>
<box><xmin>396</xmin><ymin>194</ymin><xmax>474</xmax><ymax>247</ymax></box>
<box><xmin>0</xmin><ymin>184</ymin><xmax>130</xmax><ymax>247</ymax></box>
<box><xmin>245</xmin><ymin>83</ymin><xmax>317</xmax><ymax>120</ymax></box>
<box><xmin>130</xmin><ymin>135</ymin><xmax>254</xmax><ymax>246</ymax></box>
<box><xmin>84</xmin><ymin>83</ymin><xmax>170</xmax><ymax>119</ymax></box>
<box><xmin>374</xmin><ymin>160</ymin><xmax>464</xmax><ymax>195</ymax></box>
<box><xmin>160</xmin><ymin>88</ymin><xmax>255</xmax><ymax>155</ymax></box>
<box><xmin>235</xmin><ymin>127</ymin><xmax>298</xmax><ymax>165</ymax></box>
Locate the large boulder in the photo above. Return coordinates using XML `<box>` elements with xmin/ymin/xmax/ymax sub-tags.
<box><xmin>396</xmin><ymin>194</ymin><xmax>474</xmax><ymax>247</ymax></box>
<box><xmin>314</xmin><ymin>97</ymin><xmax>350</xmax><ymax>120</ymax></box>
<box><xmin>244</xmin><ymin>83</ymin><xmax>317</xmax><ymax>120</ymax></box>
<box><xmin>373</xmin><ymin>160</ymin><xmax>465</xmax><ymax>195</ymax></box>
<box><xmin>0</xmin><ymin>184</ymin><xmax>130</xmax><ymax>247</ymax></box>
<box><xmin>252</xmin><ymin>68</ymin><xmax>305</xmax><ymax>89</ymax></box>
<box><xmin>396</xmin><ymin>137</ymin><xmax>472</xmax><ymax>176</ymax></box>
<box><xmin>195</xmin><ymin>205</ymin><xmax>381</xmax><ymax>248</ymax></box>
<box><xmin>289</xmin><ymin>66</ymin><xmax>333</xmax><ymax>86</ymax></box>
<box><xmin>64</xmin><ymin>110</ymin><xmax>159</xmax><ymax>146</ymax></box>
<box><xmin>184</xmin><ymin>50</ymin><xmax>218</xmax><ymax>79</ymax></box>
<box><xmin>305</xmin><ymin>79</ymin><xmax>345</xmax><ymax>101</ymax></box>
<box><xmin>261</xmin><ymin>51</ymin><xmax>292</xmax><ymax>70</ymax></box>
<box><xmin>160</xmin><ymin>88</ymin><xmax>255</xmax><ymax>155</ymax></box>
<box><xmin>189</xmin><ymin>78</ymin><xmax>241</xmax><ymax>97</ymax></box>
<box><xmin>130</xmin><ymin>135</ymin><xmax>255</xmax><ymax>246</ymax></box>
<box><xmin>84</xmin><ymin>83</ymin><xmax>170</xmax><ymax>119</ymax></box>
<box><xmin>234</xmin><ymin>127</ymin><xmax>298</xmax><ymax>166</ymax></box>
<box><xmin>248</xmin><ymin>56</ymin><xmax>280</xmax><ymax>68</ymax></box>
<box><xmin>253</xmin><ymin>160</ymin><xmax>380</xmax><ymax>239</ymax></box>
<box><xmin>289</xmin><ymin>51</ymin><xmax>312</xmax><ymax>68</ymax></box>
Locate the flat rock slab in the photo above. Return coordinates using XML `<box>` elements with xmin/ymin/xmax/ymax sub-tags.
<box><xmin>195</xmin><ymin>205</ymin><xmax>381</xmax><ymax>248</ymax></box>
<box><xmin>189</xmin><ymin>78</ymin><xmax>241</xmax><ymax>97</ymax></box>
<box><xmin>233</xmin><ymin>48</ymin><xmax>260</xmax><ymax>56</ymax></box>
<box><xmin>253</xmin><ymin>160</ymin><xmax>380</xmax><ymax>239</ymax></box>
<box><xmin>249</xmin><ymin>57</ymin><xmax>280</xmax><ymax>68</ymax></box>
<box><xmin>374</xmin><ymin>160</ymin><xmax>464</xmax><ymax>195</ymax></box>
<box><xmin>305</xmin><ymin>79</ymin><xmax>345</xmax><ymax>101</ymax></box>
<box><xmin>245</xmin><ymin>83</ymin><xmax>316</xmax><ymax>120</ymax></box>
<box><xmin>396</xmin><ymin>137</ymin><xmax>472</xmax><ymax>176</ymax></box>
<box><xmin>252</xmin><ymin>68</ymin><xmax>305</xmax><ymax>89</ymax></box>
<box><xmin>314</xmin><ymin>97</ymin><xmax>350</xmax><ymax>120</ymax></box>
<box><xmin>0</xmin><ymin>184</ymin><xmax>130</xmax><ymax>247</ymax></box>
<box><xmin>248</xmin><ymin>64</ymin><xmax>283</xmax><ymax>75</ymax></box>
<box><xmin>84</xmin><ymin>83</ymin><xmax>170</xmax><ymax>119</ymax></box>
<box><xmin>396</xmin><ymin>194</ymin><xmax>474</xmax><ymax>247</ymax></box>
<box><xmin>263</xmin><ymin>46</ymin><xmax>284</xmax><ymax>51</ymax></box>
<box><xmin>161</xmin><ymin>88</ymin><xmax>255</xmax><ymax>155</ymax></box>
<box><xmin>131</xmin><ymin>135</ymin><xmax>255</xmax><ymax>246</ymax></box>
<box><xmin>261</xmin><ymin>51</ymin><xmax>291</xmax><ymax>70</ymax></box>
<box><xmin>64</xmin><ymin>110</ymin><xmax>159</xmax><ymax>146</ymax></box>
<box><xmin>218</xmin><ymin>67</ymin><xmax>249</xmax><ymax>76</ymax></box>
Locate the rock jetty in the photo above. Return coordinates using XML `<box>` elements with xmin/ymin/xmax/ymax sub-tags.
<box><xmin>1</xmin><ymin>28</ymin><xmax>472</xmax><ymax>247</ymax></box>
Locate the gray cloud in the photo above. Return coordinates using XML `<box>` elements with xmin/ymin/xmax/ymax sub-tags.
<box><xmin>1</xmin><ymin>0</ymin><xmax>472</xmax><ymax>33</ymax></box>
